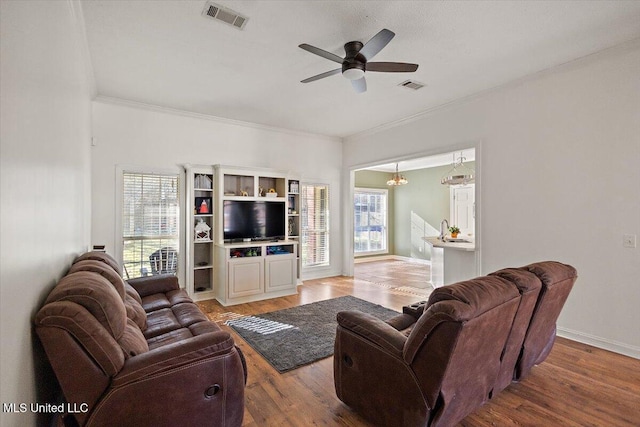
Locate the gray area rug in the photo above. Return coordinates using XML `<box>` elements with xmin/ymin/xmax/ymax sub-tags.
<box><xmin>226</xmin><ymin>295</ymin><xmax>399</xmax><ymax>373</ymax></box>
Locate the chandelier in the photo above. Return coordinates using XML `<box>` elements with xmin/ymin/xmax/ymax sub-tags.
<box><xmin>441</xmin><ymin>152</ymin><xmax>475</xmax><ymax>186</ymax></box>
<box><xmin>387</xmin><ymin>163</ymin><xmax>408</xmax><ymax>186</ymax></box>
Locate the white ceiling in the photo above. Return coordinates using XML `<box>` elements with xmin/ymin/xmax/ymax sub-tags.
<box><xmin>81</xmin><ymin>1</ymin><xmax>640</xmax><ymax>138</ymax></box>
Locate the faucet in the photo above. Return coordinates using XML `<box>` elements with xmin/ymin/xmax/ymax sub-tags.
<box><xmin>439</xmin><ymin>219</ymin><xmax>449</xmax><ymax>241</ymax></box>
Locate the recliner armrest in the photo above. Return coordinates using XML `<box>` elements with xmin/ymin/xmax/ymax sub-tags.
<box><xmin>126</xmin><ymin>274</ymin><xmax>179</xmax><ymax>297</ymax></box>
<box><xmin>337</xmin><ymin>310</ymin><xmax>407</xmax><ymax>357</ymax></box>
<box><xmin>113</xmin><ymin>331</ymin><xmax>235</xmax><ymax>387</ymax></box>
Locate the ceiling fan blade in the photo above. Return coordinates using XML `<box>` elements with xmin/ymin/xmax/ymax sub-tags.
<box><xmin>366</xmin><ymin>62</ymin><xmax>419</xmax><ymax>73</ymax></box>
<box><xmin>301</xmin><ymin>68</ymin><xmax>341</xmax><ymax>83</ymax></box>
<box><xmin>298</xmin><ymin>44</ymin><xmax>344</xmax><ymax>64</ymax></box>
<box><xmin>351</xmin><ymin>77</ymin><xmax>367</xmax><ymax>93</ymax></box>
<box><xmin>359</xmin><ymin>29</ymin><xmax>395</xmax><ymax>61</ymax></box>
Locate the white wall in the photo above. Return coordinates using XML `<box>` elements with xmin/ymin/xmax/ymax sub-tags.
<box><xmin>0</xmin><ymin>1</ymin><xmax>93</xmax><ymax>426</ymax></box>
<box><xmin>343</xmin><ymin>40</ymin><xmax>640</xmax><ymax>357</ymax></box>
<box><xmin>91</xmin><ymin>100</ymin><xmax>343</xmax><ymax>280</ymax></box>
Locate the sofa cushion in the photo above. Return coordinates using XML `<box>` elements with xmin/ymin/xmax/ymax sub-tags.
<box><xmin>69</xmin><ymin>260</ymin><xmax>126</xmax><ymax>300</ymax></box>
<box><xmin>140</xmin><ymin>293</ymin><xmax>172</xmax><ymax>312</ymax></box>
<box><xmin>146</xmin><ymin>328</ymin><xmax>194</xmax><ymax>350</ymax></box>
<box><xmin>73</xmin><ymin>251</ymin><xmax>122</xmax><ymax>276</ymax></box>
<box><xmin>189</xmin><ymin>321</ymin><xmax>223</xmax><ymax>336</ymax></box>
<box><xmin>125</xmin><ymin>283</ymin><xmax>143</xmax><ymax>305</ymax></box>
<box><xmin>145</xmin><ymin>321</ymin><xmax>224</xmax><ymax>351</ymax></box>
<box><xmin>125</xmin><ymin>295</ymin><xmax>148</xmax><ymax>331</ymax></box>
<box><xmin>172</xmin><ymin>302</ymin><xmax>209</xmax><ymax>328</ymax></box>
<box><xmin>46</xmin><ymin>272</ymin><xmax>127</xmax><ymax>340</ymax></box>
<box><xmin>118</xmin><ymin>318</ymin><xmax>149</xmax><ymax>358</ymax></box>
<box><xmin>140</xmin><ymin>288</ymin><xmax>193</xmax><ymax>313</ymax></box>
<box><xmin>144</xmin><ymin>308</ymin><xmax>181</xmax><ymax>339</ymax></box>
<box><xmin>35</xmin><ymin>300</ymin><xmax>125</xmax><ymax>376</ymax></box>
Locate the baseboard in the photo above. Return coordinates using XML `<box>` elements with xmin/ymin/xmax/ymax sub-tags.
<box><xmin>354</xmin><ymin>255</ymin><xmax>431</xmax><ymax>265</ymax></box>
<box><xmin>300</xmin><ymin>268</ymin><xmax>342</xmax><ymax>281</ymax></box>
<box><xmin>557</xmin><ymin>327</ymin><xmax>640</xmax><ymax>359</ymax></box>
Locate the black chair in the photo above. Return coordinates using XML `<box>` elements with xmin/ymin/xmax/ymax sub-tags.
<box><xmin>149</xmin><ymin>247</ymin><xmax>177</xmax><ymax>275</ymax></box>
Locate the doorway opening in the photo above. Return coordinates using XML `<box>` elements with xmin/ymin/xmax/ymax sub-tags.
<box><xmin>349</xmin><ymin>147</ymin><xmax>479</xmax><ymax>282</ymax></box>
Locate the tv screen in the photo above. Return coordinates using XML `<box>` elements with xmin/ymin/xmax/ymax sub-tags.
<box><xmin>223</xmin><ymin>200</ymin><xmax>285</xmax><ymax>241</ymax></box>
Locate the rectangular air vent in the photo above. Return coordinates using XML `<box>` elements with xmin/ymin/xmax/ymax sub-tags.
<box><xmin>399</xmin><ymin>80</ymin><xmax>425</xmax><ymax>90</ymax></box>
<box><xmin>202</xmin><ymin>2</ymin><xmax>248</xmax><ymax>30</ymax></box>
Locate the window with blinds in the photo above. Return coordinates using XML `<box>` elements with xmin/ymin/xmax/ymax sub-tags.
<box><xmin>354</xmin><ymin>188</ymin><xmax>388</xmax><ymax>255</ymax></box>
<box><xmin>122</xmin><ymin>172</ymin><xmax>180</xmax><ymax>278</ymax></box>
<box><xmin>300</xmin><ymin>183</ymin><xmax>329</xmax><ymax>267</ymax></box>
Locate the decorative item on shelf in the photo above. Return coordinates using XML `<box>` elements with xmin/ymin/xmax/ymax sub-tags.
<box><xmin>266</xmin><ymin>188</ymin><xmax>278</xmax><ymax>198</ymax></box>
<box><xmin>199</xmin><ymin>199</ymin><xmax>209</xmax><ymax>214</ymax></box>
<box><xmin>258</xmin><ymin>186</ymin><xmax>265</xmax><ymax>197</ymax></box>
<box><xmin>441</xmin><ymin>152</ymin><xmax>475</xmax><ymax>186</ymax></box>
<box><xmin>194</xmin><ymin>219</ymin><xmax>211</xmax><ymax>241</ymax></box>
<box><xmin>241</xmin><ymin>190</ymin><xmax>249</xmax><ymax>197</ymax></box>
<box><xmin>289</xmin><ymin>180</ymin><xmax>299</xmax><ymax>193</ymax></box>
<box><xmin>195</xmin><ymin>174</ymin><xmax>212</xmax><ymax>189</ymax></box>
<box><xmin>387</xmin><ymin>163</ymin><xmax>408</xmax><ymax>186</ymax></box>
<box><xmin>288</xmin><ymin>217</ymin><xmax>295</xmax><ymax>235</ymax></box>
<box><xmin>448</xmin><ymin>226</ymin><xmax>460</xmax><ymax>238</ymax></box>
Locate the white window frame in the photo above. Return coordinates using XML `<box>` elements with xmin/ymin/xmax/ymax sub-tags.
<box><xmin>354</xmin><ymin>187</ymin><xmax>389</xmax><ymax>257</ymax></box>
<box><xmin>115</xmin><ymin>166</ymin><xmax>184</xmax><ymax>282</ymax></box>
<box><xmin>300</xmin><ymin>182</ymin><xmax>330</xmax><ymax>268</ymax></box>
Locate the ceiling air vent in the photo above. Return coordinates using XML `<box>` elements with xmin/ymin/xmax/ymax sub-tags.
<box><xmin>202</xmin><ymin>2</ymin><xmax>248</xmax><ymax>30</ymax></box>
<box><xmin>399</xmin><ymin>80</ymin><xmax>425</xmax><ymax>90</ymax></box>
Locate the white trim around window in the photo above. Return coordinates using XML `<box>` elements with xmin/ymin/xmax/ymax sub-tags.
<box><xmin>115</xmin><ymin>165</ymin><xmax>185</xmax><ymax>284</ymax></box>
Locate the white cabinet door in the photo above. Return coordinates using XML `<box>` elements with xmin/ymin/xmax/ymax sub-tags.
<box><xmin>264</xmin><ymin>255</ymin><xmax>296</xmax><ymax>292</ymax></box>
<box><xmin>450</xmin><ymin>184</ymin><xmax>475</xmax><ymax>236</ymax></box>
<box><xmin>228</xmin><ymin>258</ymin><xmax>264</xmax><ymax>298</ymax></box>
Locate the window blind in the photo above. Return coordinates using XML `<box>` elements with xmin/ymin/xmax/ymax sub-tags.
<box><xmin>122</xmin><ymin>172</ymin><xmax>179</xmax><ymax>278</ymax></box>
<box><xmin>354</xmin><ymin>188</ymin><xmax>388</xmax><ymax>254</ymax></box>
<box><xmin>301</xmin><ymin>183</ymin><xmax>329</xmax><ymax>267</ymax></box>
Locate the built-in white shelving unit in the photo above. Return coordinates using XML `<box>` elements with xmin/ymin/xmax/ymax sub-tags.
<box><xmin>184</xmin><ymin>165</ymin><xmax>300</xmax><ymax>304</ymax></box>
<box><xmin>184</xmin><ymin>165</ymin><xmax>216</xmax><ymax>302</ymax></box>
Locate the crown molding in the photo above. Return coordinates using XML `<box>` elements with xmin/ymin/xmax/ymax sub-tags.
<box><xmin>93</xmin><ymin>96</ymin><xmax>342</xmax><ymax>143</ymax></box>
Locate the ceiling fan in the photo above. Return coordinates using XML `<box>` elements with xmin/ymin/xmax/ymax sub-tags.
<box><xmin>299</xmin><ymin>29</ymin><xmax>418</xmax><ymax>93</ymax></box>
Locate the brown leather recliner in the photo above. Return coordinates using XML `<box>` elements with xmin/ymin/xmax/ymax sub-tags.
<box><xmin>35</xmin><ymin>252</ymin><xmax>246</xmax><ymax>427</ymax></box>
<box><xmin>334</xmin><ymin>275</ymin><xmax>522</xmax><ymax>426</ymax></box>
<box><xmin>334</xmin><ymin>261</ymin><xmax>577</xmax><ymax>427</ymax></box>
<box><xmin>515</xmin><ymin>261</ymin><xmax>578</xmax><ymax>380</ymax></box>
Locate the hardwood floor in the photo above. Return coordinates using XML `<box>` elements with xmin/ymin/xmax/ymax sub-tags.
<box><xmin>197</xmin><ymin>260</ymin><xmax>640</xmax><ymax>426</ymax></box>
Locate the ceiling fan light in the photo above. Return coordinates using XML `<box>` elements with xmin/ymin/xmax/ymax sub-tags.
<box><xmin>343</xmin><ymin>68</ymin><xmax>365</xmax><ymax>80</ymax></box>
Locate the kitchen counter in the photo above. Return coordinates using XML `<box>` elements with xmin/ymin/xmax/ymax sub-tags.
<box><xmin>424</xmin><ymin>236</ymin><xmax>475</xmax><ymax>251</ymax></box>
<box><xmin>424</xmin><ymin>236</ymin><xmax>478</xmax><ymax>288</ymax></box>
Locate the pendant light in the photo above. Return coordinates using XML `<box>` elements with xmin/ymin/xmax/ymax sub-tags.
<box><xmin>441</xmin><ymin>152</ymin><xmax>474</xmax><ymax>186</ymax></box>
<box><xmin>387</xmin><ymin>163</ymin><xmax>408</xmax><ymax>186</ymax></box>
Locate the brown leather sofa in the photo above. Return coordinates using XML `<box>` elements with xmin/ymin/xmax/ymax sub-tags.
<box><xmin>334</xmin><ymin>261</ymin><xmax>577</xmax><ymax>427</ymax></box>
<box><xmin>35</xmin><ymin>251</ymin><xmax>246</xmax><ymax>427</ymax></box>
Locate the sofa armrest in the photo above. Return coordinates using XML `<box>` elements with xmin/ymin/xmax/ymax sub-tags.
<box><xmin>113</xmin><ymin>331</ymin><xmax>235</xmax><ymax>387</ymax></box>
<box><xmin>91</xmin><ymin>331</ymin><xmax>245</xmax><ymax>427</ymax></box>
<box><xmin>126</xmin><ymin>274</ymin><xmax>179</xmax><ymax>297</ymax></box>
<box><xmin>337</xmin><ymin>310</ymin><xmax>406</xmax><ymax>357</ymax></box>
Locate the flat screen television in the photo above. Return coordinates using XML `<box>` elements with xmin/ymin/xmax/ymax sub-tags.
<box><xmin>223</xmin><ymin>200</ymin><xmax>285</xmax><ymax>241</ymax></box>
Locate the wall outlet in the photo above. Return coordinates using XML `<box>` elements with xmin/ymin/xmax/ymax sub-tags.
<box><xmin>623</xmin><ymin>234</ymin><xmax>636</xmax><ymax>249</ymax></box>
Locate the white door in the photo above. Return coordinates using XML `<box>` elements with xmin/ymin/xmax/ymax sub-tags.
<box><xmin>450</xmin><ymin>184</ymin><xmax>475</xmax><ymax>236</ymax></box>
